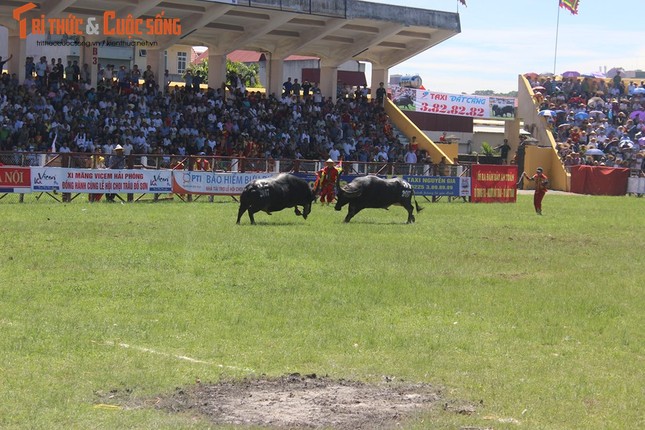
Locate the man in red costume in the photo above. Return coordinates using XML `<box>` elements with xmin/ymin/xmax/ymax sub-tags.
<box><xmin>520</xmin><ymin>167</ymin><xmax>549</xmax><ymax>215</ymax></box>
<box><xmin>315</xmin><ymin>158</ymin><xmax>340</xmax><ymax>205</ymax></box>
<box><xmin>193</xmin><ymin>152</ymin><xmax>211</xmax><ymax>171</ymax></box>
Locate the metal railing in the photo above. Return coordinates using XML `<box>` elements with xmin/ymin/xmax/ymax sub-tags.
<box><xmin>0</xmin><ymin>151</ymin><xmax>445</xmax><ymax>175</ymax></box>
<box><xmin>239</xmin><ymin>1</ymin><xmax>347</xmax><ymax>18</ymax></box>
<box><xmin>0</xmin><ymin>150</ymin><xmax>463</xmax><ymax>203</ymax></box>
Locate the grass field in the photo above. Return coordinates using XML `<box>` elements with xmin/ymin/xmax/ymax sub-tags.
<box><xmin>0</xmin><ymin>193</ymin><xmax>643</xmax><ymax>429</ymax></box>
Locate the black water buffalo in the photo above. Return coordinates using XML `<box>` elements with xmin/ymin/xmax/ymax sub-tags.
<box><xmin>334</xmin><ymin>175</ymin><xmax>423</xmax><ymax>223</ymax></box>
<box><xmin>393</xmin><ymin>94</ymin><xmax>414</xmax><ymax>109</ymax></box>
<box><xmin>492</xmin><ymin>104</ymin><xmax>515</xmax><ymax>117</ymax></box>
<box><xmin>236</xmin><ymin>174</ymin><xmax>316</xmax><ymax>224</ymax></box>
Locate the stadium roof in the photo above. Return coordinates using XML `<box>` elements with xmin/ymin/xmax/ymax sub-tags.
<box><xmin>0</xmin><ymin>0</ymin><xmax>461</xmax><ymax>69</ymax></box>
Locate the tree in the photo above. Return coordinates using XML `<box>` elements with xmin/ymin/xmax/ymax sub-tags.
<box><xmin>186</xmin><ymin>59</ymin><xmax>260</xmax><ymax>88</ymax></box>
<box><xmin>473</xmin><ymin>89</ymin><xmax>518</xmax><ymax>97</ymax></box>
<box><xmin>227</xmin><ymin>60</ymin><xmax>260</xmax><ymax>88</ymax></box>
<box><xmin>188</xmin><ymin>60</ymin><xmax>208</xmax><ymax>83</ymax></box>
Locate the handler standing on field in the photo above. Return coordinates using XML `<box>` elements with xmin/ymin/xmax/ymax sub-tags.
<box><xmin>519</xmin><ymin>167</ymin><xmax>549</xmax><ymax>215</ymax></box>
<box><xmin>315</xmin><ymin>158</ymin><xmax>340</xmax><ymax>205</ymax></box>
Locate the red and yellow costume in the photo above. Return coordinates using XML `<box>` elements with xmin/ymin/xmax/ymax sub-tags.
<box><xmin>193</xmin><ymin>156</ymin><xmax>211</xmax><ymax>171</ymax></box>
<box><xmin>315</xmin><ymin>161</ymin><xmax>340</xmax><ymax>204</ymax></box>
<box><xmin>531</xmin><ymin>171</ymin><xmax>548</xmax><ymax>214</ymax></box>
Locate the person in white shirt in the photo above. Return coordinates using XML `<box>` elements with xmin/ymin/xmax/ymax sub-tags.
<box><xmin>342</xmin><ymin>139</ymin><xmax>355</xmax><ymax>158</ymax></box>
<box><xmin>74</xmin><ymin>132</ymin><xmax>87</xmax><ymax>151</ymax></box>
<box><xmin>404</xmin><ymin>148</ymin><xmax>417</xmax><ymax>164</ymax></box>
<box><xmin>102</xmin><ymin>139</ymin><xmax>113</xmax><ymax>155</ymax></box>
<box><xmin>328</xmin><ymin>146</ymin><xmax>340</xmax><ymax>162</ymax></box>
<box><xmin>375</xmin><ymin>147</ymin><xmax>388</xmax><ymax>162</ymax></box>
<box><xmin>122</xmin><ymin>139</ymin><xmax>134</xmax><ymax>155</ymax></box>
<box><xmin>35</xmin><ymin>57</ymin><xmax>47</xmax><ymax>87</ymax></box>
<box><xmin>85</xmin><ymin>138</ymin><xmax>95</xmax><ymax>153</ymax></box>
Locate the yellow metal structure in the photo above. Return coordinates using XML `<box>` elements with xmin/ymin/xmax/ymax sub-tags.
<box><xmin>515</xmin><ymin>75</ymin><xmax>570</xmax><ymax>191</ymax></box>
<box><xmin>384</xmin><ymin>98</ymin><xmax>453</xmax><ymax>165</ymax></box>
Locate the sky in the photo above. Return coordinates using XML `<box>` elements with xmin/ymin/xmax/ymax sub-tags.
<box><xmin>366</xmin><ymin>0</ymin><xmax>645</xmax><ymax>94</ymax></box>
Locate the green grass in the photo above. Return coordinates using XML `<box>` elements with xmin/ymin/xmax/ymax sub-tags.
<box><xmin>0</xmin><ymin>194</ymin><xmax>643</xmax><ymax>429</ymax></box>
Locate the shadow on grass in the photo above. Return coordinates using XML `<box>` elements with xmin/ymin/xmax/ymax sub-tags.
<box><xmin>336</xmin><ymin>220</ymin><xmax>418</xmax><ymax>225</ymax></box>
<box><xmin>235</xmin><ymin>220</ymin><xmax>312</xmax><ymax>226</ymax></box>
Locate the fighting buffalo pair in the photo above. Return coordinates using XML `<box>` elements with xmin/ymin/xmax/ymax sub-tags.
<box><xmin>236</xmin><ymin>173</ymin><xmax>423</xmax><ymax>225</ymax></box>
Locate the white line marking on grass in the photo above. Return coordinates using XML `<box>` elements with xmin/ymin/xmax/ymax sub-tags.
<box><xmin>98</xmin><ymin>341</ymin><xmax>255</xmax><ymax>372</ymax></box>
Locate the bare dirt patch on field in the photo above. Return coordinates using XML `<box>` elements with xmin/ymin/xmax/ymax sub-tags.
<box><xmin>145</xmin><ymin>373</ymin><xmax>461</xmax><ymax>429</ymax></box>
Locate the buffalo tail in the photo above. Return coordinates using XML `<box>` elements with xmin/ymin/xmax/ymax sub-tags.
<box><xmin>413</xmin><ymin>190</ymin><xmax>424</xmax><ymax>213</ymax></box>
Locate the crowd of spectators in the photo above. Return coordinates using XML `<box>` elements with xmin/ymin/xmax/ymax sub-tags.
<box><xmin>4</xmin><ymin>58</ymin><xmax>643</xmax><ymax>176</ymax></box>
<box><xmin>527</xmin><ymin>71</ymin><xmax>645</xmax><ymax>174</ymax></box>
<box><xmin>0</xmin><ymin>58</ymin><xmax>428</xmax><ymax>169</ymax></box>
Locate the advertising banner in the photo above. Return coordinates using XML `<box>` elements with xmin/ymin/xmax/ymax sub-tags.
<box><xmin>172</xmin><ymin>171</ymin><xmax>275</xmax><ymax>195</ymax></box>
<box><xmin>471</xmin><ymin>165</ymin><xmax>518</xmax><ymax>203</ymax></box>
<box><xmin>292</xmin><ymin>173</ymin><xmax>471</xmax><ymax>198</ymax></box>
<box><xmin>404</xmin><ymin>175</ymin><xmax>471</xmax><ymax>197</ymax></box>
<box><xmin>30</xmin><ymin>168</ymin><xmax>172</xmax><ymax>193</ymax></box>
<box><xmin>390</xmin><ymin>87</ymin><xmax>516</xmax><ymax>120</ymax></box>
<box><xmin>294</xmin><ymin>173</ymin><xmax>471</xmax><ymax>198</ymax></box>
<box><xmin>172</xmin><ymin>171</ymin><xmax>369</xmax><ymax>196</ymax></box>
<box><xmin>0</xmin><ymin>166</ymin><xmax>31</xmax><ymax>193</ymax></box>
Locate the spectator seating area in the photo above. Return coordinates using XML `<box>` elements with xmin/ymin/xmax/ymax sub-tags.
<box><xmin>525</xmin><ymin>72</ymin><xmax>645</xmax><ymax>176</ymax></box>
<box><xmin>0</xmin><ymin>58</ymin><xmax>431</xmax><ymax>169</ymax></box>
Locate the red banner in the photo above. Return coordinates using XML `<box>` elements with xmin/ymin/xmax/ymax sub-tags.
<box><xmin>570</xmin><ymin>165</ymin><xmax>629</xmax><ymax>195</ymax></box>
<box><xmin>0</xmin><ymin>166</ymin><xmax>31</xmax><ymax>192</ymax></box>
<box><xmin>471</xmin><ymin>164</ymin><xmax>518</xmax><ymax>203</ymax></box>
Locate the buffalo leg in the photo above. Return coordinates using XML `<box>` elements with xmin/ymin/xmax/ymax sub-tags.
<box><xmin>294</xmin><ymin>206</ymin><xmax>302</xmax><ymax>217</ymax></box>
<box><xmin>302</xmin><ymin>203</ymin><xmax>311</xmax><ymax>220</ymax></box>
<box><xmin>344</xmin><ymin>204</ymin><xmax>361</xmax><ymax>223</ymax></box>
<box><xmin>405</xmin><ymin>203</ymin><xmax>415</xmax><ymax>223</ymax></box>
<box><xmin>248</xmin><ymin>208</ymin><xmax>257</xmax><ymax>225</ymax></box>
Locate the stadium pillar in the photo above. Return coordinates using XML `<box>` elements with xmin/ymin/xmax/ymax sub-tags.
<box><xmin>267</xmin><ymin>56</ymin><xmax>284</xmax><ymax>98</ymax></box>
<box><xmin>146</xmin><ymin>48</ymin><xmax>165</xmax><ymax>89</ymax></box>
<box><xmin>207</xmin><ymin>51</ymin><xmax>226</xmax><ymax>91</ymax></box>
<box><xmin>504</xmin><ymin>117</ymin><xmax>521</xmax><ymax>156</ymax></box>
<box><xmin>80</xmin><ymin>40</ymin><xmax>98</xmax><ymax>88</ymax></box>
<box><xmin>319</xmin><ymin>65</ymin><xmax>338</xmax><ymax>103</ymax></box>
<box><xmin>8</xmin><ymin>34</ymin><xmax>26</xmax><ymax>83</ymax></box>
<box><xmin>371</xmin><ymin>66</ymin><xmax>388</xmax><ymax>93</ymax></box>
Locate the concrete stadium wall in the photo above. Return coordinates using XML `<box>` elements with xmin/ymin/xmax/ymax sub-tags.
<box><xmin>516</xmin><ymin>75</ymin><xmax>570</xmax><ymax>191</ymax></box>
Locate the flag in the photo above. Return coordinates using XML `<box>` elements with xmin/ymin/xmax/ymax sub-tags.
<box><xmin>51</xmin><ymin>132</ymin><xmax>57</xmax><ymax>153</ymax></box>
<box><xmin>459</xmin><ymin>0</ymin><xmax>467</xmax><ymax>6</ymax></box>
<box><xmin>559</xmin><ymin>0</ymin><xmax>579</xmax><ymax>15</ymax></box>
